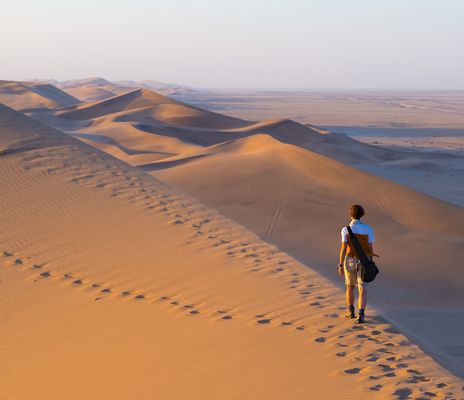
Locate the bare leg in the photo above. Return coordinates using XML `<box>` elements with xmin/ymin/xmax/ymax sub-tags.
<box><xmin>358</xmin><ymin>286</ymin><xmax>367</xmax><ymax>310</ymax></box>
<box><xmin>346</xmin><ymin>286</ymin><xmax>355</xmax><ymax>306</ymax></box>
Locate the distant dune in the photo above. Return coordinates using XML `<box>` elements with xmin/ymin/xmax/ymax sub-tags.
<box><xmin>56</xmin><ymin>88</ymin><xmax>248</xmax><ymax>129</ymax></box>
<box><xmin>29</xmin><ymin>77</ymin><xmax>193</xmax><ymax>102</ymax></box>
<box><xmin>0</xmin><ymin>80</ymin><xmax>79</xmax><ymax>110</ymax></box>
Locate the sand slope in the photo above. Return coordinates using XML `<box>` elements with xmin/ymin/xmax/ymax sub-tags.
<box><xmin>42</xmin><ymin>88</ymin><xmax>464</xmax><ymax>377</ymax></box>
<box><xmin>151</xmin><ymin>134</ymin><xmax>464</xmax><ymax>373</ymax></box>
<box><xmin>1</xmin><ymin>103</ymin><xmax>462</xmax><ymax>398</ymax></box>
<box><xmin>0</xmin><ymin>80</ymin><xmax>79</xmax><ymax>110</ymax></box>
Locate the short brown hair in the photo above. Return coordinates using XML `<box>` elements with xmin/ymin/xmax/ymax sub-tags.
<box><xmin>350</xmin><ymin>204</ymin><xmax>365</xmax><ymax>220</ymax></box>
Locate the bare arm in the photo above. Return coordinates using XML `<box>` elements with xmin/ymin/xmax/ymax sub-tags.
<box><xmin>339</xmin><ymin>242</ymin><xmax>347</xmax><ymax>266</ymax></box>
<box><xmin>338</xmin><ymin>243</ymin><xmax>347</xmax><ymax>277</ymax></box>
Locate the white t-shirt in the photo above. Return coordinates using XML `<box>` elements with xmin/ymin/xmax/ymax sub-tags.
<box><xmin>341</xmin><ymin>219</ymin><xmax>375</xmax><ymax>243</ymax></box>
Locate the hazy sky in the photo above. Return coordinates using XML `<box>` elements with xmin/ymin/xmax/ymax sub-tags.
<box><xmin>2</xmin><ymin>0</ymin><xmax>463</xmax><ymax>89</ymax></box>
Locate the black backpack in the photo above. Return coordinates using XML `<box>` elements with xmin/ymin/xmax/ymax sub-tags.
<box><xmin>346</xmin><ymin>225</ymin><xmax>379</xmax><ymax>283</ymax></box>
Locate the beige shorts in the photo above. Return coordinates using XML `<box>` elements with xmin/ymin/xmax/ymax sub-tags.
<box><xmin>344</xmin><ymin>256</ymin><xmax>368</xmax><ymax>288</ymax></box>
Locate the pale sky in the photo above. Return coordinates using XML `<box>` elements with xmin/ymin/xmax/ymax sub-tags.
<box><xmin>1</xmin><ymin>0</ymin><xmax>463</xmax><ymax>89</ymax></box>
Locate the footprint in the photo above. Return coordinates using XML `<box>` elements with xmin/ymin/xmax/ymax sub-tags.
<box><xmin>393</xmin><ymin>388</ymin><xmax>412</xmax><ymax>400</ymax></box>
<box><xmin>377</xmin><ymin>348</ymin><xmax>393</xmax><ymax>354</ymax></box>
<box><xmin>344</xmin><ymin>368</ymin><xmax>361</xmax><ymax>374</ymax></box>
<box><xmin>378</xmin><ymin>364</ymin><xmax>394</xmax><ymax>372</ymax></box>
<box><xmin>352</xmin><ymin>325</ymin><xmax>365</xmax><ymax>331</ymax></box>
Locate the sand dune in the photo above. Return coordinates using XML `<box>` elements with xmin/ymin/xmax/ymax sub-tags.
<box><xmin>63</xmin><ymin>85</ymin><xmax>119</xmax><ymax>102</ymax></box>
<box><xmin>56</xmin><ymin>88</ymin><xmax>247</xmax><ymax>129</ymax></box>
<box><xmin>4</xmin><ymin>103</ymin><xmax>463</xmax><ymax>398</ymax></box>
<box><xmin>115</xmin><ymin>78</ymin><xmax>193</xmax><ymax>94</ymax></box>
<box><xmin>26</xmin><ymin>88</ymin><xmax>464</xmax><ymax>379</ymax></box>
<box><xmin>54</xmin><ymin>77</ymin><xmax>133</xmax><ymax>102</ymax></box>
<box><xmin>0</xmin><ymin>80</ymin><xmax>79</xmax><ymax>110</ymax></box>
<box><xmin>51</xmin><ymin>88</ymin><xmax>432</xmax><ymax>164</ymax></box>
<box><xmin>33</xmin><ymin>77</ymin><xmax>193</xmax><ymax>101</ymax></box>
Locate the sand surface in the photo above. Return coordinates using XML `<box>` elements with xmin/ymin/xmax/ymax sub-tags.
<box><xmin>11</xmin><ymin>85</ymin><xmax>462</xmax><ymax>378</ymax></box>
<box><xmin>4</xmin><ymin>103</ymin><xmax>463</xmax><ymax>398</ymax></box>
<box><xmin>1</xmin><ymin>82</ymin><xmax>464</xmax><ymax>398</ymax></box>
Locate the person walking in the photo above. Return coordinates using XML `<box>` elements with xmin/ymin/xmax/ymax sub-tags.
<box><xmin>338</xmin><ymin>204</ymin><xmax>376</xmax><ymax>324</ymax></box>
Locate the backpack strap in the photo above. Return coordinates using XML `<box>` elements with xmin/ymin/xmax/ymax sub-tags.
<box><xmin>346</xmin><ymin>225</ymin><xmax>370</xmax><ymax>265</ymax></box>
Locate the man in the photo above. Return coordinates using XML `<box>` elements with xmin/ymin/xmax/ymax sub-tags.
<box><xmin>338</xmin><ymin>204</ymin><xmax>376</xmax><ymax>324</ymax></box>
